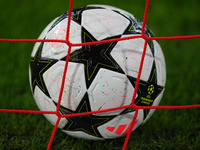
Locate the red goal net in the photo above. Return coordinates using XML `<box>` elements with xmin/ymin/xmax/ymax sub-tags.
<box><xmin>0</xmin><ymin>0</ymin><xmax>200</xmax><ymax>150</ymax></box>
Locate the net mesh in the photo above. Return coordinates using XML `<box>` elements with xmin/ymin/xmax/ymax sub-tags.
<box><xmin>0</xmin><ymin>0</ymin><xmax>200</xmax><ymax>149</ymax></box>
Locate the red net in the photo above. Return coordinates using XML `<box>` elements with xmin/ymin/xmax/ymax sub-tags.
<box><xmin>0</xmin><ymin>0</ymin><xmax>200</xmax><ymax>150</ymax></box>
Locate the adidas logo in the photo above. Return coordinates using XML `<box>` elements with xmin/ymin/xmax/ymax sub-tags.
<box><xmin>106</xmin><ymin>120</ymin><xmax>138</xmax><ymax>135</ymax></box>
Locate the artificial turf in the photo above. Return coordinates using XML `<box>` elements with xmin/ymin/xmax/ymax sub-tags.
<box><xmin>0</xmin><ymin>0</ymin><xmax>200</xmax><ymax>149</ymax></box>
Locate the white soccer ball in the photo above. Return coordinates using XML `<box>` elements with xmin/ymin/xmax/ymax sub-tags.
<box><xmin>29</xmin><ymin>5</ymin><xmax>166</xmax><ymax>140</ymax></box>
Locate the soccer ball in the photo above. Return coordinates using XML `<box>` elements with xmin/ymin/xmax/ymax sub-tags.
<box><xmin>29</xmin><ymin>5</ymin><xmax>166</xmax><ymax>140</ymax></box>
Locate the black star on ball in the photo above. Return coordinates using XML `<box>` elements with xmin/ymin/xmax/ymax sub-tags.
<box><xmin>30</xmin><ymin>43</ymin><xmax>58</xmax><ymax>97</ymax></box>
<box><xmin>62</xmin><ymin>28</ymin><xmax>124</xmax><ymax>88</ymax></box>
<box><xmin>54</xmin><ymin>93</ymin><xmax>116</xmax><ymax>138</ymax></box>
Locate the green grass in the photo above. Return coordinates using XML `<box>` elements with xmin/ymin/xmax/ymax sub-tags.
<box><xmin>0</xmin><ymin>0</ymin><xmax>200</xmax><ymax>149</ymax></box>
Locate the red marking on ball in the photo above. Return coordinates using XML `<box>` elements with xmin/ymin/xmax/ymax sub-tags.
<box><xmin>106</xmin><ymin>80</ymin><xmax>109</xmax><ymax>86</ymax></box>
<box><xmin>112</xmin><ymin>98</ymin><xmax>115</xmax><ymax>102</ymax></box>
<box><xmin>130</xmin><ymin>47</ymin><xmax>137</xmax><ymax>52</ymax></box>
<box><xmin>56</xmin><ymin>76</ymin><xmax>71</xmax><ymax>93</ymax></box>
<box><xmin>122</xmin><ymin>120</ymin><xmax>138</xmax><ymax>135</ymax></box>
<box><xmin>115</xmin><ymin>124</ymin><xmax>127</xmax><ymax>135</ymax></box>
<box><xmin>113</xmin><ymin>89</ymin><xmax>117</xmax><ymax>94</ymax></box>
<box><xmin>131</xmin><ymin>57</ymin><xmax>138</xmax><ymax>63</ymax></box>
<box><xmin>106</xmin><ymin>120</ymin><xmax>138</xmax><ymax>135</ymax></box>
<box><xmin>106</xmin><ymin>126</ymin><xmax>116</xmax><ymax>132</ymax></box>
<box><xmin>120</xmin><ymin>95</ymin><xmax>127</xmax><ymax>98</ymax></box>
<box><xmin>50</xmin><ymin>27</ymin><xmax>66</xmax><ymax>48</ymax></box>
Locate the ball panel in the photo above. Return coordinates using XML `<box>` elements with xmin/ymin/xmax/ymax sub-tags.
<box><xmin>43</xmin><ymin>61</ymin><xmax>87</xmax><ymax>111</ymax></box>
<box><xmin>41</xmin><ymin>19</ymin><xmax>82</xmax><ymax>60</ymax></box>
<box><xmin>82</xmin><ymin>9</ymin><xmax>130</xmax><ymax>40</ymax></box>
<box><xmin>29</xmin><ymin>66</ymin><xmax>33</xmax><ymax>93</ymax></box>
<box><xmin>153</xmin><ymin>40</ymin><xmax>166</xmax><ymax>86</ymax></box>
<box><xmin>33</xmin><ymin>86</ymin><xmax>67</xmax><ymax>128</ymax></box>
<box><xmin>98</xmin><ymin>109</ymin><xmax>143</xmax><ymax>139</ymax></box>
<box><xmin>111</xmin><ymin>36</ymin><xmax>154</xmax><ymax>81</ymax></box>
<box><xmin>88</xmin><ymin>68</ymin><xmax>135</xmax><ymax>115</ymax></box>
